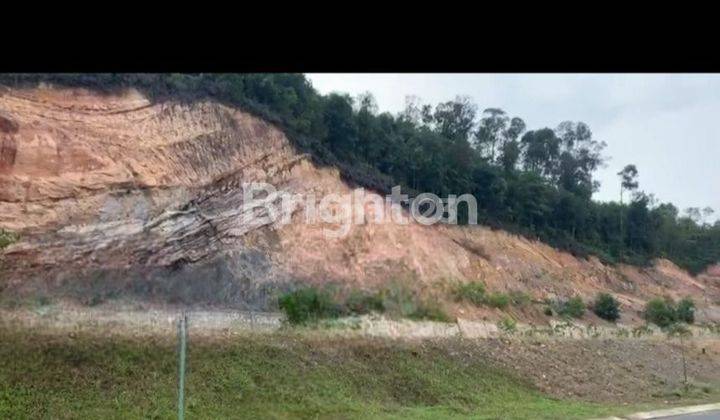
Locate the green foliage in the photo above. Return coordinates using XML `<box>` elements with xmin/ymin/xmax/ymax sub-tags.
<box><xmin>644</xmin><ymin>298</ymin><xmax>677</xmax><ymax>328</ymax></box>
<box><xmin>593</xmin><ymin>293</ymin><xmax>621</xmax><ymax>322</ymax></box>
<box><xmin>278</xmin><ymin>287</ymin><xmax>341</xmax><ymax>325</ymax></box>
<box><xmin>643</xmin><ymin>297</ymin><xmax>696</xmax><ymax>328</ymax></box>
<box><xmin>485</xmin><ymin>293</ymin><xmax>511</xmax><ymax>309</ymax></box>
<box><xmin>453</xmin><ymin>281</ymin><xmax>486</xmax><ymax>305</ymax></box>
<box><xmin>498</xmin><ymin>316</ymin><xmax>518</xmax><ymax>333</ymax></box>
<box><xmin>554</xmin><ymin>296</ymin><xmax>586</xmax><ymax>319</ymax></box>
<box><xmin>0</xmin><ymin>327</ymin><xmax>628</xmax><ymax>419</ymax></box>
<box><xmin>278</xmin><ymin>284</ymin><xmax>450</xmax><ymax>324</ymax></box>
<box><xmin>452</xmin><ymin>282</ymin><xmax>514</xmax><ymax>309</ymax></box>
<box><xmin>379</xmin><ymin>282</ymin><xmax>450</xmax><ymax>322</ymax></box>
<box><xmin>4</xmin><ymin>74</ymin><xmax>719</xmax><ymax>275</ymax></box>
<box><xmin>676</xmin><ymin>297</ymin><xmax>696</xmax><ymax>324</ymax></box>
<box><xmin>0</xmin><ymin>229</ymin><xmax>17</xmax><ymax>250</ymax></box>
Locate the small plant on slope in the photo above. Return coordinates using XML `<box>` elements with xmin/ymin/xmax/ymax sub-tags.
<box><xmin>278</xmin><ymin>287</ymin><xmax>341</xmax><ymax>325</ymax></box>
<box><xmin>453</xmin><ymin>281</ymin><xmax>486</xmax><ymax>305</ymax></box>
<box><xmin>592</xmin><ymin>293</ymin><xmax>620</xmax><ymax>322</ymax></box>
<box><xmin>644</xmin><ymin>297</ymin><xmax>677</xmax><ymax>328</ymax></box>
<box><xmin>555</xmin><ymin>296</ymin><xmax>586</xmax><ymax>319</ymax></box>
<box><xmin>676</xmin><ymin>297</ymin><xmax>696</xmax><ymax>324</ymax></box>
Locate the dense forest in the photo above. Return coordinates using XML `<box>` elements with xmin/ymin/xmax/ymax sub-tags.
<box><xmin>2</xmin><ymin>74</ymin><xmax>719</xmax><ymax>274</ymax></box>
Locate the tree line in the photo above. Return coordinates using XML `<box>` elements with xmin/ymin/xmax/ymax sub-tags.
<box><xmin>2</xmin><ymin>73</ymin><xmax>719</xmax><ymax>274</ymax></box>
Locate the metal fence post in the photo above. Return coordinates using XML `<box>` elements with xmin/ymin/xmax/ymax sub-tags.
<box><xmin>177</xmin><ymin>312</ymin><xmax>187</xmax><ymax>420</ymax></box>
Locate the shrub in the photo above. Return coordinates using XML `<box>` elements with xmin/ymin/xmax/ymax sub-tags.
<box><xmin>278</xmin><ymin>287</ymin><xmax>341</xmax><ymax>325</ymax></box>
<box><xmin>279</xmin><ymin>284</ymin><xmax>451</xmax><ymax>325</ymax></box>
<box><xmin>644</xmin><ymin>298</ymin><xmax>676</xmax><ymax>328</ymax></box>
<box><xmin>555</xmin><ymin>296</ymin><xmax>586</xmax><ymax>319</ymax></box>
<box><xmin>676</xmin><ymin>297</ymin><xmax>696</xmax><ymax>324</ymax></box>
<box><xmin>453</xmin><ymin>282</ymin><xmax>511</xmax><ymax>309</ymax></box>
<box><xmin>0</xmin><ymin>229</ymin><xmax>17</xmax><ymax>250</ymax></box>
<box><xmin>593</xmin><ymin>293</ymin><xmax>620</xmax><ymax>322</ymax></box>
<box><xmin>498</xmin><ymin>316</ymin><xmax>517</xmax><ymax>333</ymax></box>
<box><xmin>485</xmin><ymin>293</ymin><xmax>511</xmax><ymax>309</ymax></box>
<box><xmin>509</xmin><ymin>291</ymin><xmax>532</xmax><ymax>307</ymax></box>
<box><xmin>543</xmin><ymin>306</ymin><xmax>553</xmax><ymax>316</ymax></box>
<box><xmin>453</xmin><ymin>282</ymin><xmax>486</xmax><ymax>305</ymax></box>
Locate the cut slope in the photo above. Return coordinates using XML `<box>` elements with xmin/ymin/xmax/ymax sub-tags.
<box><xmin>1</xmin><ymin>86</ymin><xmax>718</xmax><ymax>320</ymax></box>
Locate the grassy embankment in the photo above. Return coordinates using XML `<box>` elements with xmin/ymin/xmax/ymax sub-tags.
<box><xmin>0</xmin><ymin>327</ymin><xmax>645</xmax><ymax>420</ymax></box>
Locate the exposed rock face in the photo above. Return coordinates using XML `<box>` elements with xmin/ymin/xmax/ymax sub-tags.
<box><xmin>1</xmin><ymin>86</ymin><xmax>719</xmax><ymax>318</ymax></box>
<box><xmin>0</xmin><ymin>86</ymin><xmax>310</xmax><ymax>308</ymax></box>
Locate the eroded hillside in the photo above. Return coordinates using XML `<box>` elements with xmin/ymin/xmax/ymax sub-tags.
<box><xmin>1</xmin><ymin>86</ymin><xmax>719</xmax><ymax>322</ymax></box>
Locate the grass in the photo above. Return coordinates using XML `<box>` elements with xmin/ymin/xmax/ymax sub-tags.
<box><xmin>0</xmin><ymin>327</ymin><xmax>633</xmax><ymax>419</ymax></box>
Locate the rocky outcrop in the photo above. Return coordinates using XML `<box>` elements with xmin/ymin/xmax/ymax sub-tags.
<box><xmin>0</xmin><ymin>86</ymin><xmax>311</xmax><ymax>307</ymax></box>
<box><xmin>1</xmin><ymin>86</ymin><xmax>718</xmax><ymax>318</ymax></box>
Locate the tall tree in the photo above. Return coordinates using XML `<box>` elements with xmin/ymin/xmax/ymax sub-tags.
<box><xmin>618</xmin><ymin>164</ymin><xmax>639</xmax><ymax>204</ymax></box>
<box><xmin>475</xmin><ymin>108</ymin><xmax>508</xmax><ymax>161</ymax></box>
<box><xmin>498</xmin><ymin>117</ymin><xmax>526</xmax><ymax>172</ymax></box>
<box><xmin>554</xmin><ymin>121</ymin><xmax>606</xmax><ymax>199</ymax></box>
<box><xmin>617</xmin><ymin>164</ymin><xmax>640</xmax><ymax>253</ymax></box>
<box><xmin>520</xmin><ymin>128</ymin><xmax>561</xmax><ymax>177</ymax></box>
<box><xmin>432</xmin><ymin>96</ymin><xmax>477</xmax><ymax>143</ymax></box>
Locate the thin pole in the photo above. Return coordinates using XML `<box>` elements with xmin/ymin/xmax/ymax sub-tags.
<box><xmin>178</xmin><ymin>312</ymin><xmax>187</xmax><ymax>420</ymax></box>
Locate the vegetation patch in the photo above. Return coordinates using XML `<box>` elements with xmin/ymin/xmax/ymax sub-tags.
<box><xmin>498</xmin><ymin>316</ymin><xmax>518</xmax><ymax>333</ymax></box>
<box><xmin>485</xmin><ymin>293</ymin><xmax>511</xmax><ymax>309</ymax></box>
<box><xmin>278</xmin><ymin>287</ymin><xmax>343</xmax><ymax>325</ymax></box>
<box><xmin>549</xmin><ymin>296</ymin><xmax>586</xmax><ymax>319</ymax></box>
<box><xmin>452</xmin><ymin>281</ymin><xmax>521</xmax><ymax>310</ymax></box>
<box><xmin>592</xmin><ymin>293</ymin><xmax>621</xmax><ymax>322</ymax></box>
<box><xmin>0</xmin><ymin>229</ymin><xmax>17</xmax><ymax>249</ymax></box>
<box><xmin>644</xmin><ymin>297</ymin><xmax>696</xmax><ymax>328</ymax></box>
<box><xmin>0</xmin><ymin>327</ymin><xmax>635</xmax><ymax>419</ymax></box>
<box><xmin>278</xmin><ymin>283</ymin><xmax>451</xmax><ymax>325</ymax></box>
<box><xmin>453</xmin><ymin>281</ymin><xmax>487</xmax><ymax>305</ymax></box>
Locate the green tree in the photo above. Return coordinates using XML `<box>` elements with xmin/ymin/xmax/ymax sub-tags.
<box><xmin>475</xmin><ymin>108</ymin><xmax>508</xmax><ymax>161</ymax></box>
<box><xmin>520</xmin><ymin>128</ymin><xmax>560</xmax><ymax>177</ymax></box>
<box><xmin>618</xmin><ymin>164</ymin><xmax>639</xmax><ymax>205</ymax></box>
<box><xmin>322</xmin><ymin>93</ymin><xmax>358</xmax><ymax>156</ymax></box>
<box><xmin>432</xmin><ymin>96</ymin><xmax>477</xmax><ymax>143</ymax></box>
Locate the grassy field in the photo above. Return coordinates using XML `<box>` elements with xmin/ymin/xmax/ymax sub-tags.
<box><xmin>0</xmin><ymin>328</ymin><xmax>643</xmax><ymax>419</ymax></box>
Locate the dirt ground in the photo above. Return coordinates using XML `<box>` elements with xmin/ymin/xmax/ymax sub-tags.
<box><xmin>472</xmin><ymin>337</ymin><xmax>720</xmax><ymax>403</ymax></box>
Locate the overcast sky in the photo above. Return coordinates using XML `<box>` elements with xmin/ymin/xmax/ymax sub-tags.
<box><xmin>306</xmin><ymin>73</ymin><xmax>720</xmax><ymax>221</ymax></box>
